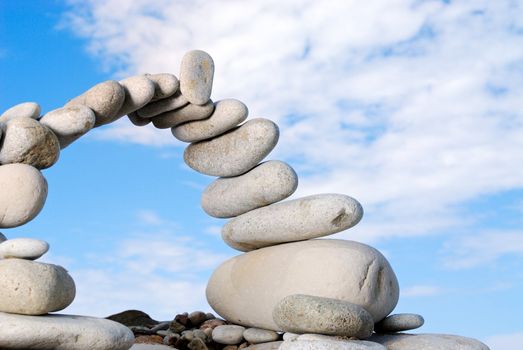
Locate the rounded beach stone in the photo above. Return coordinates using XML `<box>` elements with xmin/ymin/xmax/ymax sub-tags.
<box><xmin>136</xmin><ymin>91</ymin><xmax>189</xmax><ymax>118</ymax></box>
<box><xmin>131</xmin><ymin>345</ymin><xmax>174</xmax><ymax>350</ymax></box>
<box><xmin>0</xmin><ymin>312</ymin><xmax>134</xmax><ymax>350</ymax></box>
<box><xmin>40</xmin><ymin>105</ymin><xmax>96</xmax><ymax>148</ymax></box>
<box><xmin>243</xmin><ymin>328</ymin><xmax>280</xmax><ymax>344</ymax></box>
<box><xmin>146</xmin><ymin>73</ymin><xmax>179</xmax><ymax>101</ymax></box>
<box><xmin>280</xmin><ymin>339</ymin><xmax>386</xmax><ymax>350</ymax></box>
<box><xmin>128</xmin><ymin>112</ymin><xmax>151</xmax><ymax>126</ymax></box>
<box><xmin>117</xmin><ymin>75</ymin><xmax>156</xmax><ymax>117</ymax></box>
<box><xmin>185</xmin><ymin>118</ymin><xmax>279</xmax><ymax>177</ymax></box>
<box><xmin>222</xmin><ymin>194</ymin><xmax>363</xmax><ymax>251</ymax></box>
<box><xmin>180</xmin><ymin>50</ymin><xmax>214</xmax><ymax>105</ymax></box>
<box><xmin>0</xmin><ymin>238</ymin><xmax>49</xmax><ymax>260</ymax></box>
<box><xmin>212</xmin><ymin>325</ymin><xmax>245</xmax><ymax>345</ymax></box>
<box><xmin>375</xmin><ymin>313</ymin><xmax>424</xmax><ymax>333</ymax></box>
<box><xmin>188</xmin><ymin>311</ymin><xmax>208</xmax><ymax>326</ymax></box>
<box><xmin>369</xmin><ymin>333</ymin><xmax>490</xmax><ymax>350</ymax></box>
<box><xmin>273</xmin><ymin>294</ymin><xmax>373</xmax><ymax>338</ymax></box>
<box><xmin>172</xmin><ymin>99</ymin><xmax>248</xmax><ymax>142</ymax></box>
<box><xmin>0</xmin><ymin>102</ymin><xmax>40</xmax><ymax>123</ymax></box>
<box><xmin>65</xmin><ymin>80</ymin><xmax>125</xmax><ymax>126</ymax></box>
<box><xmin>244</xmin><ymin>341</ymin><xmax>284</xmax><ymax>349</ymax></box>
<box><xmin>0</xmin><ymin>259</ymin><xmax>75</xmax><ymax>315</ymax></box>
<box><xmin>206</xmin><ymin>239</ymin><xmax>399</xmax><ymax>330</ymax></box>
<box><xmin>202</xmin><ymin>160</ymin><xmax>298</xmax><ymax>218</ymax></box>
<box><xmin>0</xmin><ymin>164</ymin><xmax>48</xmax><ymax>228</ymax></box>
<box><xmin>283</xmin><ymin>333</ymin><xmax>299</xmax><ymax>341</ymax></box>
<box><xmin>151</xmin><ymin>100</ymin><xmax>214</xmax><ymax>129</ymax></box>
<box><xmin>0</xmin><ymin>118</ymin><xmax>60</xmax><ymax>169</ymax></box>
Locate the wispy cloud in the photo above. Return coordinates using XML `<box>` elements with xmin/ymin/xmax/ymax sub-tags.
<box><xmin>402</xmin><ymin>284</ymin><xmax>445</xmax><ymax>297</ymax></box>
<box><xmin>485</xmin><ymin>332</ymin><xmax>523</xmax><ymax>350</ymax></box>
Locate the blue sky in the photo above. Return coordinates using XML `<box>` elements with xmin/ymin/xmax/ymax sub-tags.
<box><xmin>1</xmin><ymin>1</ymin><xmax>523</xmax><ymax>348</ymax></box>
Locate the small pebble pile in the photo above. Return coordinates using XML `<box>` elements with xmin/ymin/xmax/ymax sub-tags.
<box><xmin>0</xmin><ymin>50</ymin><xmax>491</xmax><ymax>350</ymax></box>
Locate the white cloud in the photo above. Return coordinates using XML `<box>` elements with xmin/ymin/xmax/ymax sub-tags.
<box><xmin>62</xmin><ymin>1</ymin><xmax>523</xmax><ymax>243</ymax></box>
<box><xmin>401</xmin><ymin>284</ymin><xmax>445</xmax><ymax>297</ymax></box>
<box><xmin>485</xmin><ymin>332</ymin><xmax>523</xmax><ymax>350</ymax></box>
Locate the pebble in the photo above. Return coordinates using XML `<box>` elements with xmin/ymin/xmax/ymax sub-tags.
<box><xmin>375</xmin><ymin>313</ymin><xmax>424</xmax><ymax>333</ymax></box>
<box><xmin>243</xmin><ymin>328</ymin><xmax>280</xmax><ymax>344</ymax></box>
<box><xmin>212</xmin><ymin>325</ymin><xmax>246</xmax><ymax>345</ymax></box>
<box><xmin>131</xmin><ymin>345</ymin><xmax>174</xmax><ymax>350</ymax></box>
<box><xmin>117</xmin><ymin>75</ymin><xmax>156</xmax><ymax>117</ymax></box>
<box><xmin>0</xmin><ymin>233</ymin><xmax>6</xmax><ymax>242</ymax></box>
<box><xmin>206</xmin><ymin>239</ymin><xmax>399</xmax><ymax>330</ymax></box>
<box><xmin>244</xmin><ymin>341</ymin><xmax>284</xmax><ymax>349</ymax></box>
<box><xmin>184</xmin><ymin>118</ymin><xmax>279</xmax><ymax>177</ymax></box>
<box><xmin>189</xmin><ymin>311</ymin><xmax>208</xmax><ymax>326</ymax></box>
<box><xmin>65</xmin><ymin>80</ymin><xmax>125</xmax><ymax>126</ymax></box>
<box><xmin>146</xmin><ymin>73</ymin><xmax>179</xmax><ymax>101</ymax></box>
<box><xmin>107</xmin><ymin>309</ymin><xmax>159</xmax><ymax>327</ymax></box>
<box><xmin>0</xmin><ymin>238</ymin><xmax>49</xmax><ymax>260</ymax></box>
<box><xmin>180</xmin><ymin>50</ymin><xmax>214</xmax><ymax>105</ymax></box>
<box><xmin>172</xmin><ymin>99</ymin><xmax>248</xmax><ymax>142</ymax></box>
<box><xmin>202</xmin><ymin>160</ymin><xmax>298</xmax><ymax>218</ymax></box>
<box><xmin>280</xmin><ymin>339</ymin><xmax>386</xmax><ymax>350</ymax></box>
<box><xmin>151</xmin><ymin>100</ymin><xmax>214</xmax><ymax>129</ymax></box>
<box><xmin>369</xmin><ymin>333</ymin><xmax>490</xmax><ymax>350</ymax></box>
<box><xmin>0</xmin><ymin>117</ymin><xmax>60</xmax><ymax>169</ymax></box>
<box><xmin>128</xmin><ymin>112</ymin><xmax>151</xmax><ymax>126</ymax></box>
<box><xmin>0</xmin><ymin>312</ymin><xmax>134</xmax><ymax>350</ymax></box>
<box><xmin>0</xmin><ymin>102</ymin><xmax>40</xmax><ymax>123</ymax></box>
<box><xmin>273</xmin><ymin>294</ymin><xmax>374</xmax><ymax>338</ymax></box>
<box><xmin>136</xmin><ymin>91</ymin><xmax>189</xmax><ymax>118</ymax></box>
<box><xmin>222</xmin><ymin>194</ymin><xmax>363</xmax><ymax>251</ymax></box>
<box><xmin>40</xmin><ymin>105</ymin><xmax>96</xmax><ymax>148</ymax></box>
<box><xmin>0</xmin><ymin>164</ymin><xmax>48</xmax><ymax>228</ymax></box>
<box><xmin>0</xmin><ymin>259</ymin><xmax>75</xmax><ymax>315</ymax></box>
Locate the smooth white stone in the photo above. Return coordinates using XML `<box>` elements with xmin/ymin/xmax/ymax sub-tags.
<box><xmin>0</xmin><ymin>238</ymin><xmax>49</xmax><ymax>260</ymax></box>
<box><xmin>222</xmin><ymin>194</ymin><xmax>362</xmax><ymax>251</ymax></box>
<box><xmin>280</xmin><ymin>339</ymin><xmax>386</xmax><ymax>350</ymax></box>
<box><xmin>375</xmin><ymin>313</ymin><xmax>424</xmax><ymax>333</ymax></box>
<box><xmin>283</xmin><ymin>333</ymin><xmax>299</xmax><ymax>341</ymax></box>
<box><xmin>0</xmin><ymin>102</ymin><xmax>40</xmax><ymax>123</ymax></box>
<box><xmin>185</xmin><ymin>118</ymin><xmax>279</xmax><ymax>177</ymax></box>
<box><xmin>117</xmin><ymin>75</ymin><xmax>156</xmax><ymax>117</ymax></box>
<box><xmin>212</xmin><ymin>325</ymin><xmax>245</xmax><ymax>345</ymax></box>
<box><xmin>243</xmin><ymin>328</ymin><xmax>280</xmax><ymax>344</ymax></box>
<box><xmin>40</xmin><ymin>105</ymin><xmax>96</xmax><ymax>148</ymax></box>
<box><xmin>152</xmin><ymin>100</ymin><xmax>214</xmax><ymax>129</ymax></box>
<box><xmin>172</xmin><ymin>99</ymin><xmax>248</xmax><ymax>142</ymax></box>
<box><xmin>0</xmin><ymin>312</ymin><xmax>134</xmax><ymax>350</ymax></box>
<box><xmin>136</xmin><ymin>91</ymin><xmax>188</xmax><ymax>118</ymax></box>
<box><xmin>206</xmin><ymin>239</ymin><xmax>399</xmax><ymax>330</ymax></box>
<box><xmin>0</xmin><ymin>164</ymin><xmax>48</xmax><ymax>228</ymax></box>
<box><xmin>180</xmin><ymin>50</ymin><xmax>214</xmax><ymax>105</ymax></box>
<box><xmin>146</xmin><ymin>73</ymin><xmax>179</xmax><ymax>101</ymax></box>
<box><xmin>65</xmin><ymin>80</ymin><xmax>125</xmax><ymax>126</ymax></box>
<box><xmin>0</xmin><ymin>118</ymin><xmax>60</xmax><ymax>169</ymax></box>
<box><xmin>0</xmin><ymin>259</ymin><xmax>75</xmax><ymax>315</ymax></box>
<box><xmin>202</xmin><ymin>160</ymin><xmax>298</xmax><ymax>218</ymax></box>
<box><xmin>369</xmin><ymin>333</ymin><xmax>490</xmax><ymax>350</ymax></box>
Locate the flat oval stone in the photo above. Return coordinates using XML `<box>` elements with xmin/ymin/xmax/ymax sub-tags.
<box><xmin>244</xmin><ymin>341</ymin><xmax>284</xmax><ymax>349</ymax></box>
<box><xmin>0</xmin><ymin>118</ymin><xmax>60</xmax><ymax>169</ymax></box>
<box><xmin>0</xmin><ymin>102</ymin><xmax>40</xmax><ymax>123</ymax></box>
<box><xmin>185</xmin><ymin>118</ymin><xmax>279</xmax><ymax>177</ymax></box>
<box><xmin>172</xmin><ymin>99</ymin><xmax>248</xmax><ymax>142</ymax></box>
<box><xmin>222</xmin><ymin>194</ymin><xmax>363</xmax><ymax>251</ymax></box>
<box><xmin>136</xmin><ymin>91</ymin><xmax>189</xmax><ymax>118</ymax></box>
<box><xmin>280</xmin><ymin>339</ymin><xmax>386</xmax><ymax>350</ymax></box>
<box><xmin>40</xmin><ymin>105</ymin><xmax>96</xmax><ymax>148</ymax></box>
<box><xmin>146</xmin><ymin>73</ymin><xmax>179</xmax><ymax>101</ymax></box>
<box><xmin>212</xmin><ymin>325</ymin><xmax>245</xmax><ymax>345</ymax></box>
<box><xmin>0</xmin><ymin>259</ymin><xmax>75</xmax><ymax>315</ymax></box>
<box><xmin>206</xmin><ymin>239</ymin><xmax>399</xmax><ymax>330</ymax></box>
<box><xmin>128</xmin><ymin>112</ymin><xmax>151</xmax><ymax>126</ymax></box>
<box><xmin>273</xmin><ymin>294</ymin><xmax>373</xmax><ymax>338</ymax></box>
<box><xmin>151</xmin><ymin>100</ymin><xmax>214</xmax><ymax>129</ymax></box>
<box><xmin>243</xmin><ymin>328</ymin><xmax>280</xmax><ymax>344</ymax></box>
<box><xmin>117</xmin><ymin>75</ymin><xmax>156</xmax><ymax>117</ymax></box>
<box><xmin>65</xmin><ymin>80</ymin><xmax>125</xmax><ymax>126</ymax></box>
<box><xmin>0</xmin><ymin>238</ymin><xmax>49</xmax><ymax>260</ymax></box>
<box><xmin>0</xmin><ymin>312</ymin><xmax>134</xmax><ymax>350</ymax></box>
<box><xmin>375</xmin><ymin>313</ymin><xmax>424</xmax><ymax>333</ymax></box>
<box><xmin>180</xmin><ymin>50</ymin><xmax>214</xmax><ymax>105</ymax></box>
<box><xmin>369</xmin><ymin>333</ymin><xmax>490</xmax><ymax>350</ymax></box>
<box><xmin>0</xmin><ymin>164</ymin><xmax>48</xmax><ymax>228</ymax></box>
<box><xmin>202</xmin><ymin>160</ymin><xmax>298</xmax><ymax>218</ymax></box>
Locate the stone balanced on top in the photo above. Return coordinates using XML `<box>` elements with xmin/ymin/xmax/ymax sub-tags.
<box><xmin>0</xmin><ymin>50</ymin><xmax>490</xmax><ymax>350</ymax></box>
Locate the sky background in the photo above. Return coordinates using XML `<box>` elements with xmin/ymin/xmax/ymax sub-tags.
<box><xmin>1</xmin><ymin>1</ymin><xmax>522</xmax><ymax>348</ymax></box>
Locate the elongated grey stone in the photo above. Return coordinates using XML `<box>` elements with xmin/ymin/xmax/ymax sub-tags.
<box><xmin>147</xmin><ymin>73</ymin><xmax>179</xmax><ymax>101</ymax></box>
<box><xmin>128</xmin><ymin>112</ymin><xmax>151</xmax><ymax>126</ymax></box>
<box><xmin>185</xmin><ymin>118</ymin><xmax>279</xmax><ymax>177</ymax></box>
<box><xmin>136</xmin><ymin>91</ymin><xmax>188</xmax><ymax>118</ymax></box>
<box><xmin>212</xmin><ymin>325</ymin><xmax>245</xmax><ymax>345</ymax></box>
<box><xmin>245</xmin><ymin>341</ymin><xmax>283</xmax><ymax>349</ymax></box>
<box><xmin>222</xmin><ymin>194</ymin><xmax>363</xmax><ymax>251</ymax></box>
<box><xmin>0</xmin><ymin>118</ymin><xmax>60</xmax><ymax>169</ymax></box>
<box><xmin>40</xmin><ymin>105</ymin><xmax>96</xmax><ymax>148</ymax></box>
<box><xmin>0</xmin><ymin>102</ymin><xmax>40</xmax><ymax>124</ymax></box>
<box><xmin>202</xmin><ymin>161</ymin><xmax>298</xmax><ymax>218</ymax></box>
<box><xmin>152</xmin><ymin>100</ymin><xmax>214</xmax><ymax>129</ymax></box>
<box><xmin>0</xmin><ymin>238</ymin><xmax>49</xmax><ymax>260</ymax></box>
<box><xmin>116</xmin><ymin>75</ymin><xmax>156</xmax><ymax>117</ymax></box>
<box><xmin>369</xmin><ymin>333</ymin><xmax>490</xmax><ymax>350</ymax></box>
<box><xmin>375</xmin><ymin>313</ymin><xmax>424</xmax><ymax>333</ymax></box>
<box><xmin>243</xmin><ymin>328</ymin><xmax>280</xmax><ymax>344</ymax></box>
<box><xmin>280</xmin><ymin>339</ymin><xmax>386</xmax><ymax>350</ymax></box>
<box><xmin>273</xmin><ymin>294</ymin><xmax>374</xmax><ymax>338</ymax></box>
<box><xmin>180</xmin><ymin>50</ymin><xmax>214</xmax><ymax>105</ymax></box>
<box><xmin>65</xmin><ymin>80</ymin><xmax>125</xmax><ymax>126</ymax></box>
<box><xmin>172</xmin><ymin>99</ymin><xmax>248</xmax><ymax>142</ymax></box>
